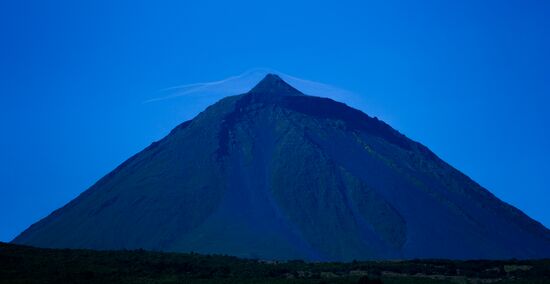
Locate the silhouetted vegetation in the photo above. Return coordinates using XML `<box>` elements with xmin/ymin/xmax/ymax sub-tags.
<box><xmin>1</xmin><ymin>242</ymin><xmax>549</xmax><ymax>283</ymax></box>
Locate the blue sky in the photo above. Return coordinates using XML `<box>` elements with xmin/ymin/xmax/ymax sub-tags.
<box><xmin>0</xmin><ymin>1</ymin><xmax>549</xmax><ymax>241</ymax></box>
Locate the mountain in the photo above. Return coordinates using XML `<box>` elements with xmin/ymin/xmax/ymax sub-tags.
<box><xmin>13</xmin><ymin>74</ymin><xmax>550</xmax><ymax>261</ymax></box>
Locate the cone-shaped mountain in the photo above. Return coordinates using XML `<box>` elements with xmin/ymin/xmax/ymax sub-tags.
<box><xmin>13</xmin><ymin>74</ymin><xmax>550</xmax><ymax>261</ymax></box>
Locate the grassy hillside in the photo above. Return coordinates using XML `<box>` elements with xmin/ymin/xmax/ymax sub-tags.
<box><xmin>1</xmin><ymin>242</ymin><xmax>549</xmax><ymax>283</ymax></box>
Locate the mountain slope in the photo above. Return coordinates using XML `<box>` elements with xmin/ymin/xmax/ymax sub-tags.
<box><xmin>13</xmin><ymin>74</ymin><xmax>550</xmax><ymax>261</ymax></box>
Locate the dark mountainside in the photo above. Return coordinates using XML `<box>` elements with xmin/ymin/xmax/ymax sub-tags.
<box><xmin>13</xmin><ymin>74</ymin><xmax>550</xmax><ymax>261</ymax></box>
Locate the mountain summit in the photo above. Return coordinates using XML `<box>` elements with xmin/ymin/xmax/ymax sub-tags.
<box><xmin>13</xmin><ymin>75</ymin><xmax>550</xmax><ymax>261</ymax></box>
<box><xmin>248</xmin><ymin>73</ymin><xmax>303</xmax><ymax>96</ymax></box>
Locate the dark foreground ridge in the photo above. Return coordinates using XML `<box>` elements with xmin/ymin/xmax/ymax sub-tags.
<box><xmin>12</xmin><ymin>74</ymin><xmax>550</xmax><ymax>261</ymax></box>
<box><xmin>1</xmin><ymin>242</ymin><xmax>549</xmax><ymax>284</ymax></box>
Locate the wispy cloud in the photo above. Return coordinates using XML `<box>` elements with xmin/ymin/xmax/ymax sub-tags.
<box><xmin>143</xmin><ymin>67</ymin><xmax>360</xmax><ymax>105</ymax></box>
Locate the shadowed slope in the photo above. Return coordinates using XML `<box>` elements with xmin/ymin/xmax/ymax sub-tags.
<box><xmin>13</xmin><ymin>74</ymin><xmax>550</xmax><ymax>261</ymax></box>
